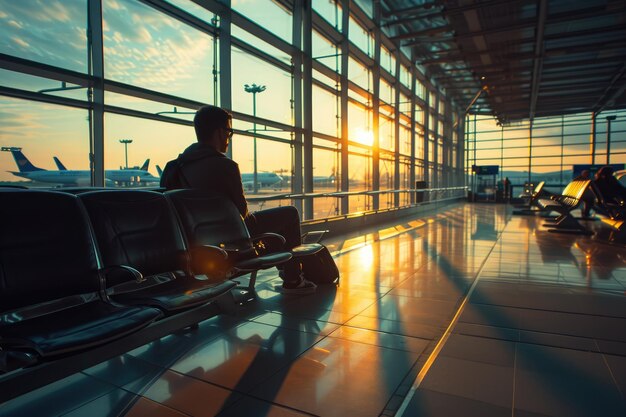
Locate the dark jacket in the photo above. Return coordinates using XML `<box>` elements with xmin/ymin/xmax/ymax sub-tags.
<box><xmin>161</xmin><ymin>143</ymin><xmax>248</xmax><ymax>217</ymax></box>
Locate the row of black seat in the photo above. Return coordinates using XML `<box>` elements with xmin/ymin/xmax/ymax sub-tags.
<box><xmin>0</xmin><ymin>188</ymin><xmax>318</xmax><ymax>379</ymax></box>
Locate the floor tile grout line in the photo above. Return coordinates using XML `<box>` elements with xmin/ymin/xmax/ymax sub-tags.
<box><xmin>393</xmin><ymin>214</ymin><xmax>510</xmax><ymax>417</ymax></box>
<box><xmin>466</xmin><ymin>301</ymin><xmax>626</xmax><ymax>319</ymax></box>
<box><xmin>511</xmin><ymin>337</ymin><xmax>518</xmax><ymax>417</ymax></box>
<box><xmin>596</xmin><ymin>339</ymin><xmax>624</xmax><ymax>400</ymax></box>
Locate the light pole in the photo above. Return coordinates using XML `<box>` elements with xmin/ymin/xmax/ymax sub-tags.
<box><xmin>606</xmin><ymin>115</ymin><xmax>616</xmax><ymax>165</ymax></box>
<box><xmin>119</xmin><ymin>139</ymin><xmax>133</xmax><ymax>169</ymax></box>
<box><xmin>244</xmin><ymin>83</ymin><xmax>266</xmax><ymax>194</ymax></box>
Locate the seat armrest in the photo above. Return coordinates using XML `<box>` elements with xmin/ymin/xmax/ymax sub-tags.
<box><xmin>189</xmin><ymin>245</ymin><xmax>230</xmax><ymax>278</ymax></box>
<box><xmin>251</xmin><ymin>233</ymin><xmax>286</xmax><ymax>254</ymax></box>
<box><xmin>102</xmin><ymin>265</ymin><xmax>145</xmax><ymax>285</ymax></box>
<box><xmin>302</xmin><ymin>230</ymin><xmax>329</xmax><ymax>244</ymax></box>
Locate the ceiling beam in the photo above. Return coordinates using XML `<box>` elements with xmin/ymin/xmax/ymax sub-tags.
<box><xmin>594</xmin><ymin>63</ymin><xmax>626</xmax><ymax>113</ymax></box>
<box><xmin>452</xmin><ymin>5</ymin><xmax>622</xmax><ymax>42</ymax></box>
<box><xmin>390</xmin><ymin>25</ymin><xmax>453</xmax><ymax>41</ymax></box>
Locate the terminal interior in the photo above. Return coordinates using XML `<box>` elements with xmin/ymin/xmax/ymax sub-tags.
<box><xmin>1</xmin><ymin>1</ymin><xmax>625</xmax><ymax>416</ymax></box>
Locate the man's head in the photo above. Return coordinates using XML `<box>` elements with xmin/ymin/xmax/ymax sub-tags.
<box><xmin>580</xmin><ymin>169</ymin><xmax>590</xmax><ymax>179</ymax></box>
<box><xmin>194</xmin><ymin>105</ymin><xmax>233</xmax><ymax>153</ymax></box>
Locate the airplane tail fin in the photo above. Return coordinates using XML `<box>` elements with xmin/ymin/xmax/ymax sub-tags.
<box><xmin>1</xmin><ymin>147</ymin><xmax>45</xmax><ymax>172</ymax></box>
<box><xmin>156</xmin><ymin>164</ymin><xmax>163</xmax><ymax>177</ymax></box>
<box><xmin>53</xmin><ymin>156</ymin><xmax>68</xmax><ymax>170</ymax></box>
<box><xmin>140</xmin><ymin>158</ymin><xmax>150</xmax><ymax>171</ymax></box>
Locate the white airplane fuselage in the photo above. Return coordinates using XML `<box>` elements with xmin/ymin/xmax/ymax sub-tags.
<box><xmin>10</xmin><ymin>168</ymin><xmax>159</xmax><ymax>185</ymax></box>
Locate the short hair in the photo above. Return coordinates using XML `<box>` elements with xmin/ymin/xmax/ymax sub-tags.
<box><xmin>194</xmin><ymin>105</ymin><xmax>231</xmax><ymax>142</ymax></box>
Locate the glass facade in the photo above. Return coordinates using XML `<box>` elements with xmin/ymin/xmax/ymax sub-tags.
<box><xmin>465</xmin><ymin>110</ymin><xmax>626</xmax><ymax>195</ymax></box>
<box><xmin>0</xmin><ymin>0</ymin><xmax>463</xmax><ymax>220</ymax></box>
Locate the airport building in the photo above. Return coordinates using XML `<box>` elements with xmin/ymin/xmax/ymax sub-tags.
<box><xmin>1</xmin><ymin>1</ymin><xmax>625</xmax><ymax>416</ymax></box>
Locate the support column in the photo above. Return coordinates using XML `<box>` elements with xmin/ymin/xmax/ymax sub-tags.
<box><xmin>293</xmin><ymin>0</ymin><xmax>307</xmax><ymax>217</ymax></box>
<box><xmin>371</xmin><ymin>4</ymin><xmax>381</xmax><ymax>211</ymax></box>
<box><xmin>432</xmin><ymin>91</ymin><xmax>439</xmax><ymax>189</ymax></box>
<box><xmin>423</xmin><ymin>88</ymin><xmax>430</xmax><ymax>187</ymax></box>
<box><xmin>393</xmin><ymin>52</ymin><xmax>401</xmax><ymax>208</ymax></box>
<box><xmin>590</xmin><ymin>112</ymin><xmax>597</xmax><ymax>165</ymax></box>
<box><xmin>218</xmin><ymin>1</ymin><xmax>232</xmax><ymax>158</ymax></box>
<box><xmin>88</xmin><ymin>0</ymin><xmax>105</xmax><ymax>187</ymax></box>
<box><xmin>340</xmin><ymin>0</ymin><xmax>350</xmax><ymax>215</ymax></box>
<box><xmin>409</xmin><ymin>57</ymin><xmax>417</xmax><ymax>205</ymax></box>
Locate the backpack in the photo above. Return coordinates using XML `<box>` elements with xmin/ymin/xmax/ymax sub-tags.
<box><xmin>300</xmin><ymin>245</ymin><xmax>339</xmax><ymax>285</ymax></box>
<box><xmin>160</xmin><ymin>157</ymin><xmax>190</xmax><ymax>189</ymax></box>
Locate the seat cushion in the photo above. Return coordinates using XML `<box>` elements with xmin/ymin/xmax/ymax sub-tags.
<box><xmin>112</xmin><ymin>278</ymin><xmax>237</xmax><ymax>312</ymax></box>
<box><xmin>0</xmin><ymin>302</ymin><xmax>162</xmax><ymax>357</ymax></box>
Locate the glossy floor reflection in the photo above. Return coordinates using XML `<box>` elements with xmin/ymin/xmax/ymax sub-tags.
<box><xmin>2</xmin><ymin>203</ymin><xmax>625</xmax><ymax>417</ymax></box>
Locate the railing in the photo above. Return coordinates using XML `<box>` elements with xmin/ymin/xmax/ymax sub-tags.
<box><xmin>246</xmin><ymin>186</ymin><xmax>468</xmax><ymax>220</ymax></box>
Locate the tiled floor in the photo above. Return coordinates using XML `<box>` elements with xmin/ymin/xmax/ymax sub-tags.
<box><xmin>2</xmin><ymin>203</ymin><xmax>625</xmax><ymax>417</ymax></box>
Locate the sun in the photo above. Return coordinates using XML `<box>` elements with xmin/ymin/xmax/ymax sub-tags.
<box><xmin>354</xmin><ymin>129</ymin><xmax>374</xmax><ymax>146</ymax></box>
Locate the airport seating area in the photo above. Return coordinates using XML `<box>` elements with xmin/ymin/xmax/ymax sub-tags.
<box><xmin>0</xmin><ymin>188</ymin><xmax>327</xmax><ymax>399</ymax></box>
<box><xmin>520</xmin><ymin>179</ymin><xmax>593</xmax><ymax>234</ymax></box>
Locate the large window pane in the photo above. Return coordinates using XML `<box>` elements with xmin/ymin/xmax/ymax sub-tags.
<box><xmin>104</xmin><ymin>113</ymin><xmax>190</xmax><ymax>186</ymax></box>
<box><xmin>232</xmin><ymin>47</ymin><xmax>293</xmax><ymax>126</ymax></box>
<box><xmin>349</xmin><ymin>17</ymin><xmax>372</xmax><ymax>57</ymax></box>
<box><xmin>313</xmin><ymin>0</ymin><xmax>342</xmax><ymax>31</ymax></box>
<box><xmin>232</xmin><ymin>0</ymin><xmax>292</xmax><ymax>44</ymax></box>
<box><xmin>103</xmin><ymin>0</ymin><xmax>216</xmax><ymax>102</ymax></box>
<box><xmin>313</xmin><ymin>85</ymin><xmax>339</xmax><ymax>137</ymax></box>
<box><xmin>0</xmin><ymin>97</ymin><xmax>89</xmax><ymax>186</ymax></box>
<box><xmin>231</xmin><ymin>135</ymin><xmax>292</xmax><ymax>198</ymax></box>
<box><xmin>348</xmin><ymin>57</ymin><xmax>371</xmax><ymax>91</ymax></box>
<box><xmin>0</xmin><ymin>0</ymin><xmax>87</xmax><ymax>73</ymax></box>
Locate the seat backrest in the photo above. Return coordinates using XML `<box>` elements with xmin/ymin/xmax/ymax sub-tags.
<box><xmin>79</xmin><ymin>190</ymin><xmax>189</xmax><ymax>282</ymax></box>
<box><xmin>556</xmin><ymin>180</ymin><xmax>590</xmax><ymax>209</ymax></box>
<box><xmin>165</xmin><ymin>189</ymin><xmax>253</xmax><ymax>251</ymax></box>
<box><xmin>0</xmin><ymin>190</ymin><xmax>101</xmax><ymax>313</ymax></box>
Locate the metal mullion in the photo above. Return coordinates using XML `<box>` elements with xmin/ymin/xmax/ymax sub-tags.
<box><xmin>88</xmin><ymin>0</ymin><xmax>105</xmax><ymax>187</ymax></box>
<box><xmin>230</xmin><ymin>110</ymin><xmax>296</xmax><ymax>133</ymax></box>
<box><xmin>312</xmin><ymin>78</ymin><xmax>340</xmax><ymax>95</ymax></box>
<box><xmin>230</xmin><ymin>9</ymin><xmax>296</xmax><ymax>56</ymax></box>
<box><xmin>0</xmin><ymin>54</ymin><xmax>93</xmax><ymax>89</ymax></box>
<box><xmin>0</xmin><ymin>86</ymin><xmax>91</xmax><ymax>109</ymax></box>
<box><xmin>139</xmin><ymin>0</ymin><xmax>219</xmax><ymax>37</ymax></box>
<box><xmin>340</xmin><ymin>0</ymin><xmax>350</xmax><ymax>215</ymax></box>
<box><xmin>231</xmin><ymin>38</ymin><xmax>292</xmax><ymax>73</ymax></box>
<box><xmin>409</xmin><ymin>51</ymin><xmax>417</xmax><ymax>205</ymax></box>
<box><xmin>371</xmin><ymin>2</ymin><xmax>381</xmax><ymax>211</ymax></box>
<box><xmin>393</xmin><ymin>50</ymin><xmax>401</xmax><ymax>207</ymax></box>
<box><xmin>104</xmin><ymin>80</ymin><xmax>205</xmax><ymax>109</ymax></box>
<box><xmin>311</xmin><ymin>12</ymin><xmax>343</xmax><ymax>44</ymax></box>
<box><xmin>103</xmin><ymin>104</ymin><xmax>193</xmax><ymax>126</ymax></box>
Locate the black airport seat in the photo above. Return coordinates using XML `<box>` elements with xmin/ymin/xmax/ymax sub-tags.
<box><xmin>0</xmin><ymin>190</ymin><xmax>163</xmax><ymax>366</ymax></box>
<box><xmin>166</xmin><ymin>189</ymin><xmax>292</xmax><ymax>275</ymax></box>
<box><xmin>166</xmin><ymin>190</ymin><xmax>322</xmax><ymax>294</ymax></box>
<box><xmin>79</xmin><ymin>190</ymin><xmax>236</xmax><ymax>312</ymax></box>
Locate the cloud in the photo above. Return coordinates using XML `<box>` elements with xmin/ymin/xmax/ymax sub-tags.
<box><xmin>11</xmin><ymin>36</ymin><xmax>30</xmax><ymax>48</ymax></box>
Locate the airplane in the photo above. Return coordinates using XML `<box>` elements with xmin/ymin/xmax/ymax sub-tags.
<box><xmin>54</xmin><ymin>157</ymin><xmax>151</xmax><ymax>173</ymax></box>
<box><xmin>241</xmin><ymin>172</ymin><xmax>283</xmax><ymax>191</ymax></box>
<box><xmin>1</xmin><ymin>147</ymin><xmax>160</xmax><ymax>186</ymax></box>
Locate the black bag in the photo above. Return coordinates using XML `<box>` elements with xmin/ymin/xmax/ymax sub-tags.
<box><xmin>300</xmin><ymin>245</ymin><xmax>339</xmax><ymax>285</ymax></box>
<box><xmin>160</xmin><ymin>158</ymin><xmax>188</xmax><ymax>189</ymax></box>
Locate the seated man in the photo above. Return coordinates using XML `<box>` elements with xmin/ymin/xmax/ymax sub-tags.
<box><xmin>595</xmin><ymin>166</ymin><xmax>626</xmax><ymax>205</ymax></box>
<box><xmin>161</xmin><ymin>105</ymin><xmax>316</xmax><ymax>294</ymax></box>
